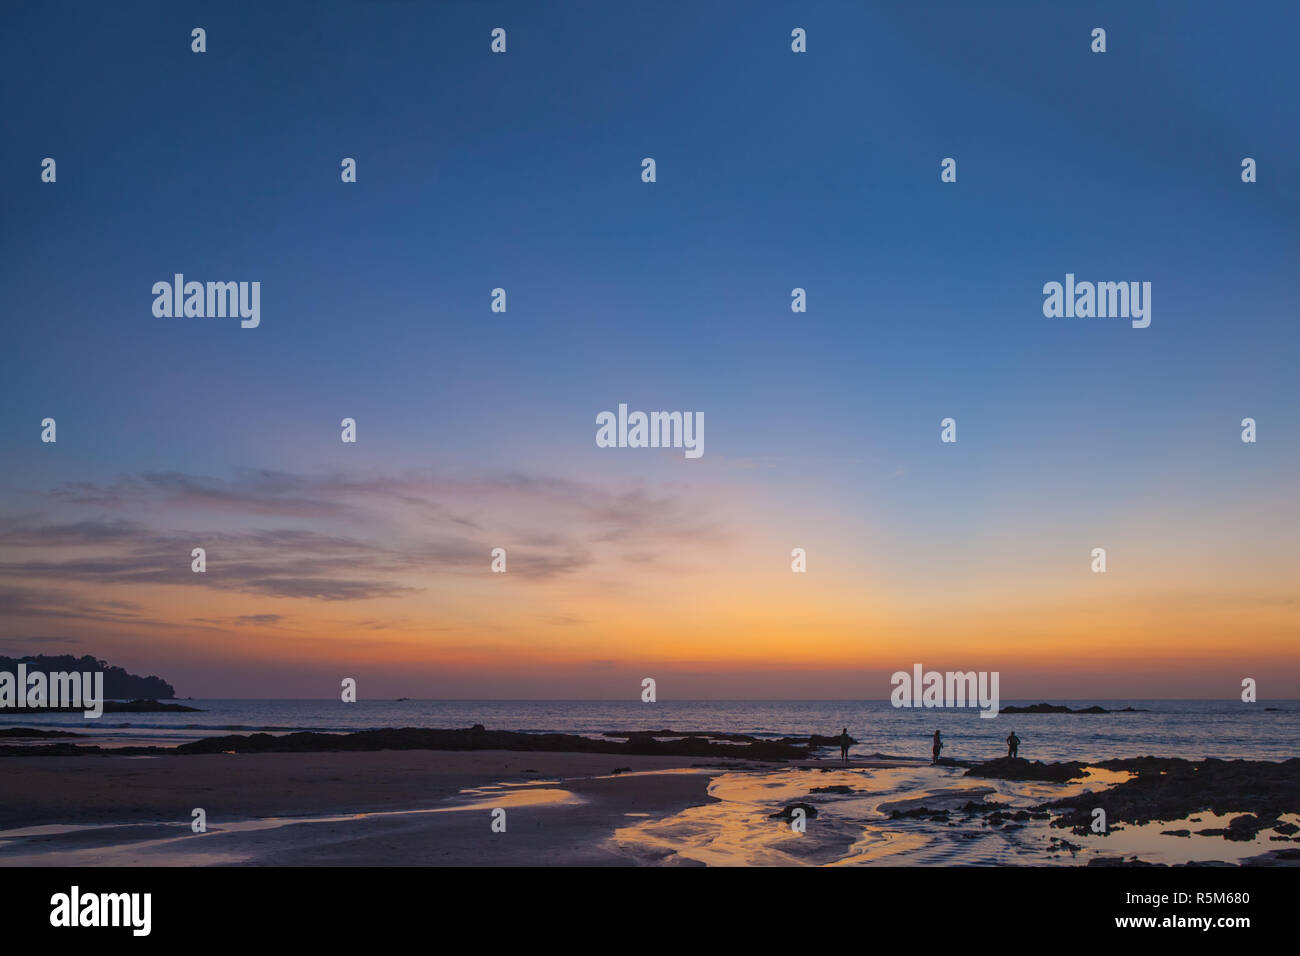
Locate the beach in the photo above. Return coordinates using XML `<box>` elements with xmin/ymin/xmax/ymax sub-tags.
<box><xmin>3</xmin><ymin>744</ymin><xmax>1298</xmax><ymax>867</ymax></box>
<box><xmin>0</xmin><ymin>750</ymin><xmax>742</xmax><ymax>866</ymax></box>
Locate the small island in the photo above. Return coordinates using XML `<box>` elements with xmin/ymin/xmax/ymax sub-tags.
<box><xmin>1000</xmin><ymin>702</ymin><xmax>1148</xmax><ymax>715</ymax></box>
<box><xmin>2</xmin><ymin>699</ymin><xmax>201</xmax><ymax>714</ymax></box>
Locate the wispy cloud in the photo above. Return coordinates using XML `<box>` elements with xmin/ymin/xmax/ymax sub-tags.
<box><xmin>0</xmin><ymin>584</ymin><xmax>160</xmax><ymax>625</ymax></box>
<box><xmin>0</xmin><ymin>468</ymin><xmax>736</xmax><ymax>609</ymax></box>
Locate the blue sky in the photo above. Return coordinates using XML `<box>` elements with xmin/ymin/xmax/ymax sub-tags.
<box><xmin>1</xmin><ymin>1</ymin><xmax>1297</xmax><ymax>696</ymax></box>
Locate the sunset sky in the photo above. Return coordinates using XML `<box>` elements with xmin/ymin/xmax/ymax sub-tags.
<box><xmin>2</xmin><ymin>2</ymin><xmax>1297</xmax><ymax>698</ymax></box>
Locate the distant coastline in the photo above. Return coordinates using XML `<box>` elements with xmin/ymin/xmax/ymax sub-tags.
<box><xmin>0</xmin><ymin>698</ymin><xmax>200</xmax><ymax>715</ymax></box>
<box><xmin>0</xmin><ymin>654</ymin><xmax>175</xmax><ymax>699</ymax></box>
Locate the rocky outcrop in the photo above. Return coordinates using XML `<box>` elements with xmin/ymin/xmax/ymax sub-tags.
<box><xmin>603</xmin><ymin>729</ymin><xmax>855</xmax><ymax>748</ymax></box>
<box><xmin>769</xmin><ymin>803</ymin><xmax>818</xmax><ymax>820</ymax></box>
<box><xmin>964</xmin><ymin>757</ymin><xmax>1091</xmax><ymax>782</ymax></box>
<box><xmin>999</xmin><ymin>703</ymin><xmax>1148</xmax><ymax>714</ymax></box>
<box><xmin>1046</xmin><ymin>757</ymin><xmax>1300</xmax><ymax>837</ymax></box>
<box><xmin>175</xmin><ymin>726</ymin><xmax>811</xmax><ymax>761</ymax></box>
<box><xmin>2</xmin><ymin>699</ymin><xmax>200</xmax><ymax>714</ymax></box>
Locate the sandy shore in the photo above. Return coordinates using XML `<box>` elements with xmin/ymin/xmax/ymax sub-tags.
<box><xmin>3</xmin><ymin>750</ymin><xmax>1297</xmax><ymax>866</ymax></box>
<box><xmin>0</xmin><ymin>750</ymin><xmax>760</xmax><ymax>866</ymax></box>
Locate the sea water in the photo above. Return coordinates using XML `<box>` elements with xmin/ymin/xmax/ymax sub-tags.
<box><xmin>4</xmin><ymin>699</ymin><xmax>1297</xmax><ymax>762</ymax></box>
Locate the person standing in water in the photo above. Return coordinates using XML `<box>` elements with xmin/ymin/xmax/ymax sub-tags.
<box><xmin>1006</xmin><ymin>730</ymin><xmax>1021</xmax><ymax>759</ymax></box>
<box><xmin>931</xmin><ymin>729</ymin><xmax>943</xmax><ymax>764</ymax></box>
<box><xmin>839</xmin><ymin>727</ymin><xmax>850</xmax><ymax>765</ymax></box>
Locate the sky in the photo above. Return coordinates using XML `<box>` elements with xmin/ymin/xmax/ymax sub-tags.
<box><xmin>1</xmin><ymin>1</ymin><xmax>1297</xmax><ymax>699</ymax></box>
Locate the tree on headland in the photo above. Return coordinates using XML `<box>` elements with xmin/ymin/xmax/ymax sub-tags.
<box><xmin>0</xmin><ymin>654</ymin><xmax>176</xmax><ymax>699</ymax></box>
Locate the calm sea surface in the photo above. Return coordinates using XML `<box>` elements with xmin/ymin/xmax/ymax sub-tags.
<box><xmin>5</xmin><ymin>699</ymin><xmax>1298</xmax><ymax>762</ymax></box>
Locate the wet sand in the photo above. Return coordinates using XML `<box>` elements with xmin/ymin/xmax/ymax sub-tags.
<box><xmin>0</xmin><ymin>750</ymin><xmax>754</xmax><ymax>866</ymax></box>
<box><xmin>2</xmin><ymin>751</ymin><xmax>1297</xmax><ymax>866</ymax></box>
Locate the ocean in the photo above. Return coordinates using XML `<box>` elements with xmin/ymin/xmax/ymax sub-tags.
<box><xmin>5</xmin><ymin>699</ymin><xmax>1298</xmax><ymax>762</ymax></box>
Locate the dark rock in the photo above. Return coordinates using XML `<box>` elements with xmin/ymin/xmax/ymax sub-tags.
<box><xmin>105</xmin><ymin>699</ymin><xmax>200</xmax><ymax>713</ymax></box>
<box><xmin>890</xmin><ymin>806</ymin><xmax>948</xmax><ymax>820</ymax></box>
<box><xmin>1</xmin><ymin>698</ymin><xmax>200</xmax><ymax>713</ymax></box>
<box><xmin>965</xmin><ymin>757</ymin><xmax>1090</xmax><ymax>782</ymax></box>
<box><xmin>769</xmin><ymin>803</ymin><xmax>818</xmax><ymax>820</ymax></box>
<box><xmin>1194</xmin><ymin>815</ymin><xmax>1277</xmax><ymax>842</ymax></box>
<box><xmin>999</xmin><ymin>702</ymin><xmax>1147</xmax><ymax>714</ymax></box>
<box><xmin>603</xmin><ymin>728</ymin><xmax>855</xmax><ymax>750</ymax></box>
<box><xmin>1088</xmin><ymin>856</ymin><xmax>1166</xmax><ymax>867</ymax></box>
<box><xmin>987</xmin><ymin>809</ymin><xmax>1031</xmax><ymax>823</ymax></box>
<box><xmin>1044</xmin><ymin>758</ymin><xmax>1300</xmax><ymax>837</ymax></box>
<box><xmin>172</xmin><ymin>726</ymin><xmax>813</xmax><ymax>761</ymax></box>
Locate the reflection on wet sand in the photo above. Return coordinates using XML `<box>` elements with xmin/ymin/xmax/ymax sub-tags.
<box><xmin>613</xmin><ymin>764</ymin><xmax>1298</xmax><ymax>866</ymax></box>
<box><xmin>4</xmin><ymin>756</ymin><xmax>1295</xmax><ymax>867</ymax></box>
<box><xmin>0</xmin><ymin>786</ymin><xmax>584</xmax><ymax>866</ymax></box>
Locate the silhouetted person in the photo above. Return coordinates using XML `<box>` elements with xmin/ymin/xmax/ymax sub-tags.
<box><xmin>839</xmin><ymin>727</ymin><xmax>850</xmax><ymax>765</ymax></box>
<box><xmin>1007</xmin><ymin>731</ymin><xmax>1021</xmax><ymax>759</ymax></box>
<box><xmin>932</xmin><ymin>729</ymin><xmax>943</xmax><ymax>764</ymax></box>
